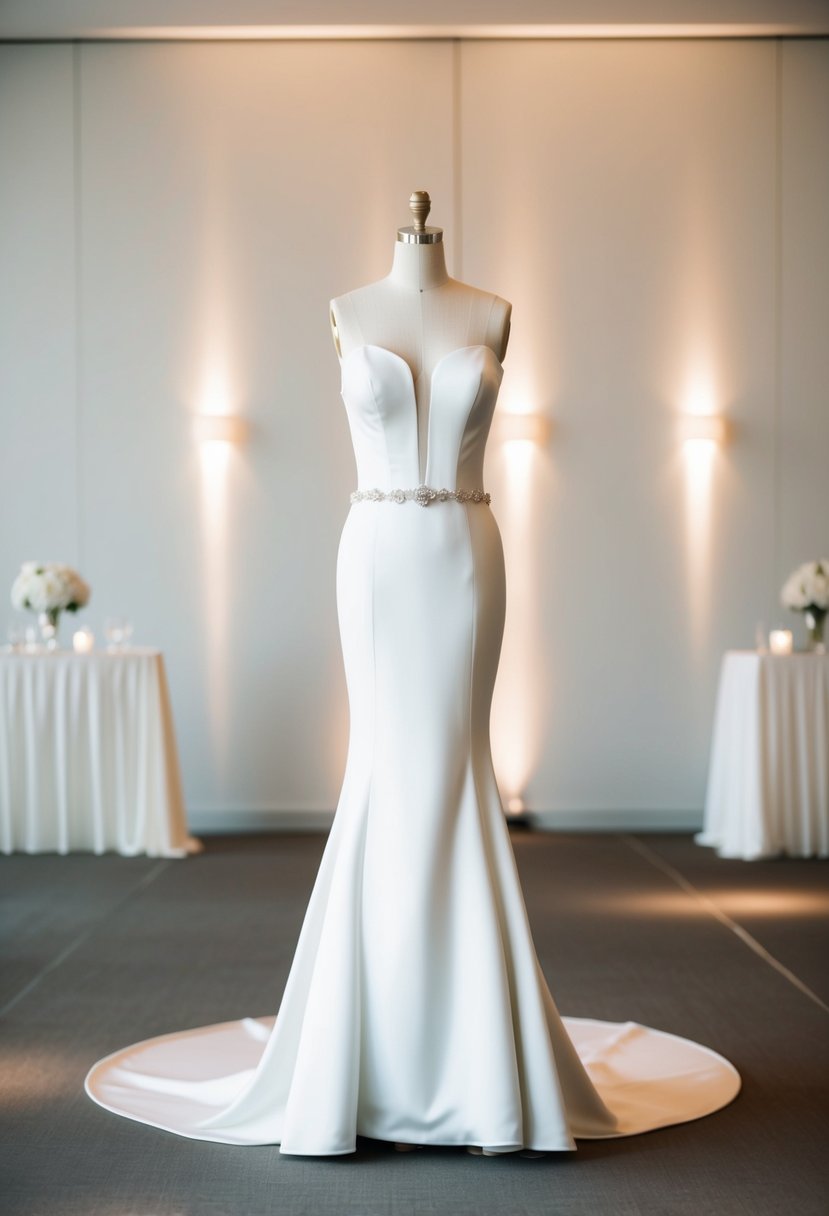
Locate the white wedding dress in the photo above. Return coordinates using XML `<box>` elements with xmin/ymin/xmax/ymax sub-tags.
<box><xmin>85</xmin><ymin>341</ymin><xmax>740</xmax><ymax>1155</ymax></box>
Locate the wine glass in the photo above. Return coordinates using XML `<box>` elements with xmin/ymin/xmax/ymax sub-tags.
<box><xmin>104</xmin><ymin>616</ymin><xmax>132</xmax><ymax>652</ymax></box>
<box><xmin>5</xmin><ymin>623</ymin><xmax>25</xmax><ymax>653</ymax></box>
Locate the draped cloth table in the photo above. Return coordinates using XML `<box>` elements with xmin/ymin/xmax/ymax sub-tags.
<box><xmin>0</xmin><ymin>648</ymin><xmax>200</xmax><ymax>858</ymax></box>
<box><xmin>697</xmin><ymin>650</ymin><xmax>829</xmax><ymax>860</ymax></box>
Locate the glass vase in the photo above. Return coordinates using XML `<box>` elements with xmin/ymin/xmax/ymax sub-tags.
<box><xmin>804</xmin><ymin>608</ymin><xmax>827</xmax><ymax>655</ymax></box>
<box><xmin>38</xmin><ymin>609</ymin><xmax>61</xmax><ymax>651</ymax></box>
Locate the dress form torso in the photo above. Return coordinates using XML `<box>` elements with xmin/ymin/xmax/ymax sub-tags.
<box><xmin>330</xmin><ymin>240</ymin><xmax>511</xmax><ymax>486</ymax></box>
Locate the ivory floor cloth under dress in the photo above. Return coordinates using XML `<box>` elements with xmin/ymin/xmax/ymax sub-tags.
<box><xmin>86</xmin><ymin>342</ymin><xmax>740</xmax><ymax>1154</ymax></box>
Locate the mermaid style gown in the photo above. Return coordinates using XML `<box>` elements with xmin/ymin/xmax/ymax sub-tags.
<box><xmin>85</xmin><ymin>342</ymin><xmax>739</xmax><ymax>1155</ymax></box>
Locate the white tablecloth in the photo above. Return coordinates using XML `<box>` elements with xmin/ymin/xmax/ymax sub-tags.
<box><xmin>697</xmin><ymin>651</ymin><xmax>829</xmax><ymax>860</ymax></box>
<box><xmin>0</xmin><ymin>648</ymin><xmax>200</xmax><ymax>858</ymax></box>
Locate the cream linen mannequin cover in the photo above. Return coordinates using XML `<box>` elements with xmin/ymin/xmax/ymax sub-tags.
<box><xmin>85</xmin><ymin>341</ymin><xmax>740</xmax><ymax>1154</ymax></box>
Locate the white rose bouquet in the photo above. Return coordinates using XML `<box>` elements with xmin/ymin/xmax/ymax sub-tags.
<box><xmin>10</xmin><ymin>562</ymin><xmax>91</xmax><ymax>648</ymax></box>
<box><xmin>781</xmin><ymin>559</ymin><xmax>828</xmax><ymax>653</ymax></box>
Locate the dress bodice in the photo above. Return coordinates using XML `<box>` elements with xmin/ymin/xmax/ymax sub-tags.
<box><xmin>340</xmin><ymin>344</ymin><xmax>504</xmax><ymax>492</ymax></box>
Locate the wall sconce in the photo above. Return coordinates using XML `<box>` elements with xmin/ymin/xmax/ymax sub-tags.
<box><xmin>194</xmin><ymin>414</ymin><xmax>249</xmax><ymax>445</ymax></box>
<box><xmin>504</xmin><ymin>794</ymin><xmax>532</xmax><ymax>827</ymax></box>
<box><xmin>681</xmin><ymin>414</ymin><xmax>730</xmax><ymax>445</ymax></box>
<box><xmin>495</xmin><ymin>412</ymin><xmax>552</xmax><ymax>446</ymax></box>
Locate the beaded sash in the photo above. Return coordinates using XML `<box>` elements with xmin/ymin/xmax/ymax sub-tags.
<box><xmin>350</xmin><ymin>484</ymin><xmax>491</xmax><ymax>508</ymax></box>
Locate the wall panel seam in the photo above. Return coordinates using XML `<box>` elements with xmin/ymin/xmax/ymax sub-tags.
<box><xmin>72</xmin><ymin>42</ymin><xmax>84</xmax><ymax>569</ymax></box>
<box><xmin>452</xmin><ymin>37</ymin><xmax>462</xmax><ymax>282</ymax></box>
<box><xmin>772</xmin><ymin>35</ymin><xmax>782</xmax><ymax>600</ymax></box>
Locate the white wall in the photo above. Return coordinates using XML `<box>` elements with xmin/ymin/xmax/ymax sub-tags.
<box><xmin>1</xmin><ymin>37</ymin><xmax>827</xmax><ymax>831</ymax></box>
<box><xmin>780</xmin><ymin>41</ymin><xmax>829</xmax><ymax>577</ymax></box>
<box><xmin>0</xmin><ymin>46</ymin><xmax>77</xmax><ymax>568</ymax></box>
<box><xmin>464</xmin><ymin>38</ymin><xmax>781</xmax><ymax>823</ymax></box>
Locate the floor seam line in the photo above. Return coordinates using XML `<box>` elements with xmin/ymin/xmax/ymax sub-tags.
<box><xmin>0</xmin><ymin>860</ymin><xmax>170</xmax><ymax>1020</ymax></box>
<box><xmin>620</xmin><ymin>833</ymin><xmax>829</xmax><ymax>1017</ymax></box>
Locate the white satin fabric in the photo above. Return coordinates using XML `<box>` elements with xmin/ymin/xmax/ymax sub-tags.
<box><xmin>85</xmin><ymin>343</ymin><xmax>740</xmax><ymax>1153</ymax></box>
<box><xmin>0</xmin><ymin>649</ymin><xmax>198</xmax><ymax>858</ymax></box>
<box><xmin>698</xmin><ymin>650</ymin><xmax>829</xmax><ymax>860</ymax></box>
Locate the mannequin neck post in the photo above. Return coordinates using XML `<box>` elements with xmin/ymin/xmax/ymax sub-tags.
<box><xmin>387</xmin><ymin>239</ymin><xmax>450</xmax><ymax>292</ymax></box>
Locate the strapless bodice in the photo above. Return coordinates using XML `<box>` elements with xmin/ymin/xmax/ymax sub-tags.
<box><xmin>340</xmin><ymin>344</ymin><xmax>504</xmax><ymax>492</ymax></box>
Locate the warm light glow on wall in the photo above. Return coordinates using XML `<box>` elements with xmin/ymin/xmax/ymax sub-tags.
<box><xmin>678</xmin><ymin>354</ymin><xmax>727</xmax><ymax>654</ymax></box>
<box><xmin>195</xmin><ymin>356</ymin><xmax>241</xmax><ymax>779</ymax></box>
<box><xmin>490</xmin><ymin>393</ymin><xmax>549</xmax><ymax>806</ymax></box>
<box><xmin>187</xmin><ymin>107</ymin><xmax>254</xmax><ymax>787</ymax></box>
<box><xmin>200</xmin><ymin>429</ymin><xmax>232</xmax><ymax>479</ymax></box>
<box><xmin>681</xmin><ymin>356</ymin><xmax>718</xmax><ymax>419</ymax></box>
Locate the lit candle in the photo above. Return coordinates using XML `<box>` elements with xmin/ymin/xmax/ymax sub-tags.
<box><xmin>769</xmin><ymin>629</ymin><xmax>793</xmax><ymax>656</ymax></box>
<box><xmin>73</xmin><ymin>626</ymin><xmax>95</xmax><ymax>654</ymax></box>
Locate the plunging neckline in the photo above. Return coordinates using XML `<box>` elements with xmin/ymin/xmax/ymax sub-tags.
<box><xmin>340</xmin><ymin>343</ymin><xmax>504</xmax><ymax>485</ymax></box>
<box><xmin>340</xmin><ymin>342</ymin><xmax>504</xmax><ymax>385</ymax></box>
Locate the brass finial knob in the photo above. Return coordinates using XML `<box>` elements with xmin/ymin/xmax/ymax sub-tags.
<box><xmin>409</xmin><ymin>191</ymin><xmax>431</xmax><ymax>234</ymax></box>
<box><xmin>397</xmin><ymin>189</ymin><xmax>443</xmax><ymax>245</ymax></box>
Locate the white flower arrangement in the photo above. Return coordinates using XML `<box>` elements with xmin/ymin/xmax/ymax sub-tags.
<box><xmin>780</xmin><ymin>559</ymin><xmax>829</xmax><ymax>614</ymax></box>
<box><xmin>10</xmin><ymin>561</ymin><xmax>91</xmax><ymax>620</ymax></box>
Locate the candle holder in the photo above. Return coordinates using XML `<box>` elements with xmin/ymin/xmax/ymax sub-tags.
<box><xmin>769</xmin><ymin>629</ymin><xmax>793</xmax><ymax>656</ymax></box>
<box><xmin>73</xmin><ymin>626</ymin><xmax>95</xmax><ymax>654</ymax></box>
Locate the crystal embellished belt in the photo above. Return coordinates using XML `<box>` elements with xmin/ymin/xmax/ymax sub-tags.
<box><xmin>350</xmin><ymin>484</ymin><xmax>491</xmax><ymax>508</ymax></box>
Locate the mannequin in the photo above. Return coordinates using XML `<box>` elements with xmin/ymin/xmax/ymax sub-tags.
<box><xmin>82</xmin><ymin>192</ymin><xmax>740</xmax><ymax>1159</ymax></box>
<box><xmin>330</xmin><ymin>191</ymin><xmax>511</xmax><ymax>485</ymax></box>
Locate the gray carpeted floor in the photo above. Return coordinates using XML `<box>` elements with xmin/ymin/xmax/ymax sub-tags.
<box><xmin>1</xmin><ymin>831</ymin><xmax>828</xmax><ymax>1216</ymax></box>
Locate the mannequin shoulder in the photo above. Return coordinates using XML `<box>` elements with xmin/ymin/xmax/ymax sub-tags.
<box><xmin>329</xmin><ymin>281</ymin><xmax>390</xmax><ymax>359</ymax></box>
<box><xmin>485</xmin><ymin>293</ymin><xmax>512</xmax><ymax>363</ymax></box>
<box><xmin>328</xmin><ymin>289</ymin><xmax>354</xmax><ymax>333</ymax></box>
<box><xmin>328</xmin><ymin>290</ymin><xmax>364</xmax><ymax>360</ymax></box>
<box><xmin>488</xmin><ymin>294</ymin><xmax>512</xmax><ymax>331</ymax></box>
<box><xmin>330</xmin><ymin>279</ymin><xmax>385</xmax><ymax>317</ymax></box>
<box><xmin>449</xmin><ymin>281</ymin><xmax>512</xmax><ymax>359</ymax></box>
<box><xmin>492</xmin><ymin>293</ymin><xmax>512</xmax><ymax>320</ymax></box>
<box><xmin>454</xmin><ymin>281</ymin><xmax>511</xmax><ymax>315</ymax></box>
<box><xmin>328</xmin><ymin>297</ymin><xmax>343</xmax><ymax>359</ymax></box>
